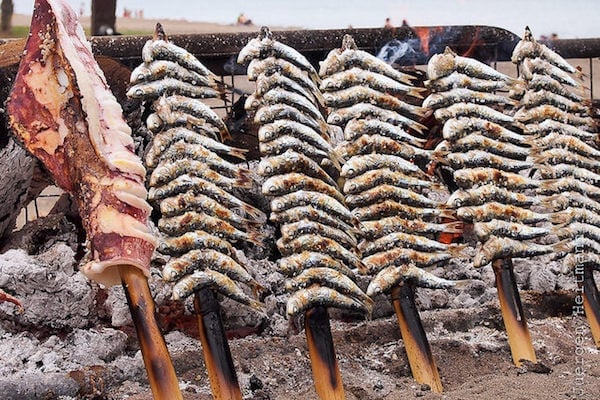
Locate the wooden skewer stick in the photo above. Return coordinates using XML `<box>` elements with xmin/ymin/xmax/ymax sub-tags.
<box><xmin>491</xmin><ymin>258</ymin><xmax>536</xmax><ymax>367</ymax></box>
<box><xmin>304</xmin><ymin>306</ymin><xmax>345</xmax><ymax>400</ymax></box>
<box><xmin>582</xmin><ymin>265</ymin><xmax>600</xmax><ymax>347</ymax></box>
<box><xmin>119</xmin><ymin>265</ymin><xmax>183</xmax><ymax>400</ymax></box>
<box><xmin>391</xmin><ymin>282</ymin><xmax>443</xmax><ymax>393</ymax></box>
<box><xmin>194</xmin><ymin>289</ymin><xmax>243</xmax><ymax>400</ymax></box>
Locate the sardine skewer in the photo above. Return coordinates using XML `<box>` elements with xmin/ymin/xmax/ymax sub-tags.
<box><xmin>582</xmin><ymin>267</ymin><xmax>600</xmax><ymax>347</ymax></box>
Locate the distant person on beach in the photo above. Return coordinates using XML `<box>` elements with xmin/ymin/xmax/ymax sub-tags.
<box><xmin>237</xmin><ymin>12</ymin><xmax>253</xmax><ymax>26</ymax></box>
<box><xmin>384</xmin><ymin>17</ymin><xmax>393</xmax><ymax>29</ymax></box>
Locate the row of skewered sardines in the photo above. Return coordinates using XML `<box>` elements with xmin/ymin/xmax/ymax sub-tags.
<box><xmin>126</xmin><ymin>24</ymin><xmax>597</xmax><ymax>325</ymax></box>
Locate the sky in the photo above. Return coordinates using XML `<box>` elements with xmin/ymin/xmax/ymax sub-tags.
<box><xmin>13</xmin><ymin>0</ymin><xmax>600</xmax><ymax>39</ymax></box>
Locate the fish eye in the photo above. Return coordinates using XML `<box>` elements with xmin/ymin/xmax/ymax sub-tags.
<box><xmin>136</xmin><ymin>73</ymin><xmax>145</xmax><ymax>81</ymax></box>
<box><xmin>264</xmin><ymin>165</ymin><xmax>272</xmax><ymax>174</ymax></box>
<box><xmin>268</xmin><ymin>185</ymin><xmax>277</xmax><ymax>193</ymax></box>
<box><xmin>135</xmin><ymin>88</ymin><xmax>144</xmax><ymax>97</ymax></box>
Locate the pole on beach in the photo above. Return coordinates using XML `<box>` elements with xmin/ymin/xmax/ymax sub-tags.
<box><xmin>305</xmin><ymin>306</ymin><xmax>346</xmax><ymax>400</ymax></box>
<box><xmin>120</xmin><ymin>265</ymin><xmax>183</xmax><ymax>400</ymax></box>
<box><xmin>194</xmin><ymin>289</ymin><xmax>243</xmax><ymax>400</ymax></box>
<box><xmin>491</xmin><ymin>258</ymin><xmax>536</xmax><ymax>367</ymax></box>
<box><xmin>391</xmin><ymin>282</ymin><xmax>443</xmax><ymax>393</ymax></box>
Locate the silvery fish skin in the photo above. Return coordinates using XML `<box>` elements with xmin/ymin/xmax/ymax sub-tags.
<box><xmin>358</xmin><ymin>231</ymin><xmax>457</xmax><ymax>256</ymax></box>
<box><xmin>367</xmin><ymin>265</ymin><xmax>456</xmax><ymax>296</ymax></box>
<box><xmin>533</xmin><ymin>148</ymin><xmax>600</xmax><ymax>172</ymax></box>
<box><xmin>537</xmin><ymin>163</ymin><xmax>600</xmax><ymax>185</ymax></box>
<box><xmin>511</xmin><ymin>27</ymin><xmax>578</xmax><ymax>74</ymax></box>
<box><xmin>446</xmin><ymin>184</ymin><xmax>537</xmax><ymax>208</ymax></box>
<box><xmin>473</xmin><ymin>236</ymin><xmax>553</xmax><ymax>268</ymax></box>
<box><xmin>473</xmin><ymin>220</ymin><xmax>549</xmax><ymax>242</ymax></box>
<box><xmin>319</xmin><ymin>35</ymin><xmax>415</xmax><ymax>84</ymax></box>
<box><xmin>434</xmin><ymin>103</ymin><xmax>515</xmax><ymax>126</ymax></box>
<box><xmin>521</xmin><ymin>89</ymin><xmax>589</xmax><ymax>114</ymax></box>
<box><xmin>276</xmin><ymin>234</ymin><xmax>366</xmax><ymax>272</ymax></box>
<box><xmin>280</xmin><ymin>220</ymin><xmax>357</xmax><ymax>248</ymax></box>
<box><xmin>259</xmin><ymin>135</ymin><xmax>336</xmax><ymax>166</ymax></box>
<box><xmin>256</xmin><ymin>71</ymin><xmax>324</xmax><ymax>105</ymax></box>
<box><xmin>328</xmin><ymin>103</ymin><xmax>427</xmax><ymax>133</ymax></box>
<box><xmin>336</xmin><ymin>134</ymin><xmax>431</xmax><ymax>161</ymax></box>
<box><xmin>562</xmin><ymin>252</ymin><xmax>600</xmax><ymax>270</ymax></box>
<box><xmin>514</xmin><ymin>105</ymin><xmax>595</xmax><ymax>127</ymax></box>
<box><xmin>145</xmin><ymin>112</ymin><xmax>220</xmax><ymax>139</ymax></box>
<box><xmin>551</xmin><ymin>207</ymin><xmax>600</xmax><ymax>228</ymax></box>
<box><xmin>148</xmin><ymin>127</ymin><xmax>246</xmax><ymax>162</ymax></box>
<box><xmin>254</xmin><ymin>103</ymin><xmax>329</xmax><ymax>135</ymax></box>
<box><xmin>529</xmin><ymin>132</ymin><xmax>600</xmax><ymax>159</ymax></box>
<box><xmin>270</xmin><ymin>205</ymin><xmax>357</xmax><ymax>235</ymax></box>
<box><xmin>278</xmin><ymin>251</ymin><xmax>356</xmax><ymax>279</ymax></box>
<box><xmin>150</xmin><ymin>158</ymin><xmax>251</xmax><ymax>189</ymax></box>
<box><xmin>457</xmin><ymin>202</ymin><xmax>549</xmax><ymax>224</ymax></box>
<box><xmin>258</xmin><ymin>120</ymin><xmax>334</xmax><ymax>156</ymax></box>
<box><xmin>343</xmin><ymin>118</ymin><xmax>426</xmax><ymax>147</ymax></box>
<box><xmin>130</xmin><ymin>60</ymin><xmax>214</xmax><ymax>85</ymax></box>
<box><xmin>541</xmin><ymin>192</ymin><xmax>600</xmax><ymax>214</ymax></box>
<box><xmin>262</xmin><ymin>172</ymin><xmax>345</xmax><ymax>203</ymax></box>
<box><xmin>284</xmin><ymin>267</ymin><xmax>372</xmax><ymax>306</ymax></box>
<box><xmin>443</xmin><ymin>117</ymin><xmax>526</xmax><ymax>145</ymax></box>
<box><xmin>142</xmin><ymin>39</ymin><xmax>217</xmax><ymax>77</ymax></box>
<box><xmin>269</xmin><ymin>190</ymin><xmax>355</xmax><ymax>225</ymax></box>
<box><xmin>323</xmin><ymin>86</ymin><xmax>425</xmax><ymax>118</ymax></box>
<box><xmin>286</xmin><ymin>286</ymin><xmax>369</xmax><ymax>316</ymax></box>
<box><xmin>449</xmin><ymin>133</ymin><xmax>530</xmax><ymax>159</ymax></box>
<box><xmin>346</xmin><ymin>184</ymin><xmax>441</xmax><ymax>209</ymax></box>
<box><xmin>258</xmin><ymin>149</ymin><xmax>337</xmax><ymax>187</ymax></box>
<box><xmin>343</xmin><ymin>168</ymin><xmax>437</xmax><ymax>195</ymax></box>
<box><xmin>341</xmin><ymin>154</ymin><xmax>427</xmax><ymax>179</ymax></box>
<box><xmin>538</xmin><ymin>177</ymin><xmax>600</xmax><ymax>199</ymax></box>
<box><xmin>442</xmin><ymin>150</ymin><xmax>533</xmax><ymax>172</ymax></box>
<box><xmin>453</xmin><ymin>167</ymin><xmax>539</xmax><ymax>190</ymax></box>
<box><xmin>157</xmin><ymin>230</ymin><xmax>242</xmax><ymax>260</ymax></box>
<box><xmin>363</xmin><ymin>247</ymin><xmax>453</xmax><ymax>273</ymax></box>
<box><xmin>553</xmin><ymin>237</ymin><xmax>600</xmax><ymax>259</ymax></box>
<box><xmin>525</xmin><ymin>73</ymin><xmax>584</xmax><ymax>102</ymax></box>
<box><xmin>321</xmin><ymin>67</ymin><xmax>425</xmax><ymax>98</ymax></box>
<box><xmin>148</xmin><ymin>141</ymin><xmax>246</xmax><ymax>177</ymax></box>
<box><xmin>423</xmin><ymin>87</ymin><xmax>517</xmax><ymax>109</ymax></box>
<box><xmin>127</xmin><ymin>78</ymin><xmax>221</xmax><ymax>100</ymax></box>
<box><xmin>159</xmin><ymin>192</ymin><xmax>262</xmax><ymax>227</ymax></box>
<box><xmin>425</xmin><ymin>71</ymin><xmax>512</xmax><ymax>93</ymax></box>
<box><xmin>162</xmin><ymin>249</ymin><xmax>262</xmax><ymax>294</ymax></box>
<box><xmin>428</xmin><ymin>47</ymin><xmax>516</xmax><ymax>82</ymax></box>
<box><xmin>148</xmin><ymin>175</ymin><xmax>265</xmax><ymax>220</ymax></box>
<box><xmin>245</xmin><ymin>89</ymin><xmax>324</xmax><ymax>123</ymax></box>
<box><xmin>238</xmin><ymin>27</ymin><xmax>318</xmax><ymax>78</ymax></box>
<box><xmin>359</xmin><ymin>216</ymin><xmax>462</xmax><ymax>240</ymax></box>
<box><xmin>520</xmin><ymin>57</ymin><xmax>582</xmax><ymax>87</ymax></box>
<box><xmin>246</xmin><ymin>56</ymin><xmax>321</xmax><ymax>95</ymax></box>
<box><xmin>524</xmin><ymin>119</ymin><xmax>596</xmax><ymax>140</ymax></box>
<box><xmin>172</xmin><ymin>270</ymin><xmax>264</xmax><ymax>310</ymax></box>
<box><xmin>155</xmin><ymin>95</ymin><xmax>230</xmax><ymax>141</ymax></box>
<box><xmin>554</xmin><ymin>222</ymin><xmax>600</xmax><ymax>242</ymax></box>
<box><xmin>353</xmin><ymin>199</ymin><xmax>454</xmax><ymax>222</ymax></box>
<box><xmin>159</xmin><ymin>211</ymin><xmax>263</xmax><ymax>245</ymax></box>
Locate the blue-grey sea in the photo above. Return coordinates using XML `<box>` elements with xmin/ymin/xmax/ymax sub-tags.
<box><xmin>15</xmin><ymin>0</ymin><xmax>600</xmax><ymax>39</ymax></box>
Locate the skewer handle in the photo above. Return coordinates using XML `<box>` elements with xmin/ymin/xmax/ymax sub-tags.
<box><xmin>391</xmin><ymin>283</ymin><xmax>443</xmax><ymax>393</ymax></box>
<box><xmin>305</xmin><ymin>306</ymin><xmax>345</xmax><ymax>400</ymax></box>
<box><xmin>492</xmin><ymin>258</ymin><xmax>536</xmax><ymax>367</ymax></box>
<box><xmin>119</xmin><ymin>265</ymin><xmax>183</xmax><ymax>400</ymax></box>
<box><xmin>194</xmin><ymin>289</ymin><xmax>243</xmax><ymax>400</ymax></box>
<box><xmin>583</xmin><ymin>266</ymin><xmax>600</xmax><ymax>347</ymax></box>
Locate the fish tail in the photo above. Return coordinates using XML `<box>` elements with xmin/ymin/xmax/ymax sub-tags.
<box><xmin>234</xmin><ymin>171</ymin><xmax>255</xmax><ymax>190</ymax></box>
<box><xmin>228</xmin><ymin>145</ymin><xmax>249</xmax><ymax>160</ymax></box>
<box><xmin>550</xmin><ymin>209</ymin><xmax>574</xmax><ymax>225</ymax></box>
<box><xmin>241</xmin><ymin>202</ymin><xmax>267</xmax><ymax>224</ymax></box>
<box><xmin>247</xmin><ymin>298</ymin><xmax>266</xmax><ymax>312</ymax></box>
<box><xmin>439</xmin><ymin>209</ymin><xmax>457</xmax><ymax>219</ymax></box>
<box><xmin>246</xmin><ymin>230</ymin><xmax>265</xmax><ymax>247</ymax></box>
<box><xmin>443</xmin><ymin>221</ymin><xmax>464</xmax><ymax>234</ymax></box>
<box><xmin>409</xmin><ymin>87</ymin><xmax>426</xmax><ymax>99</ymax></box>
<box><xmin>448</xmin><ymin>243</ymin><xmax>467</xmax><ymax>258</ymax></box>
<box><xmin>249</xmin><ymin>280</ymin><xmax>266</xmax><ymax>298</ymax></box>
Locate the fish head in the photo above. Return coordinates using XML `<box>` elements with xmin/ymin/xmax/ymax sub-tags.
<box><xmin>130</xmin><ymin>64</ymin><xmax>152</xmax><ymax>84</ymax></box>
<box><xmin>146</xmin><ymin>113</ymin><xmax>164</xmax><ymax>133</ymax></box>
<box><xmin>237</xmin><ymin>38</ymin><xmax>262</xmax><ymax>65</ymax></box>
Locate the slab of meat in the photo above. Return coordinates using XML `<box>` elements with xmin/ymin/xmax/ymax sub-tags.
<box><xmin>6</xmin><ymin>0</ymin><xmax>156</xmax><ymax>286</ymax></box>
